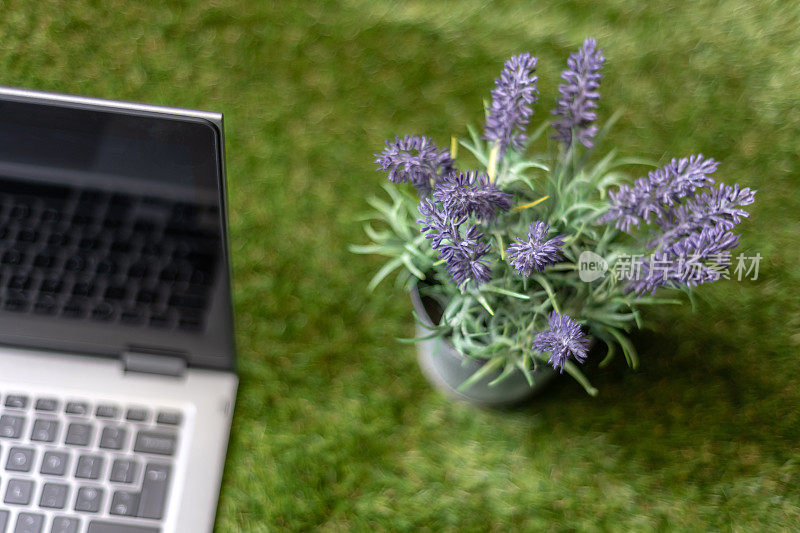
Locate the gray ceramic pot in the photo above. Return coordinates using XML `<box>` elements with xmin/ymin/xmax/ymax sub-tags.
<box><xmin>410</xmin><ymin>285</ymin><xmax>557</xmax><ymax>407</ymax></box>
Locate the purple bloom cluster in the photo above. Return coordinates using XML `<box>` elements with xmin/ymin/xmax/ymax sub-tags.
<box><xmin>375</xmin><ymin>135</ymin><xmax>455</xmax><ymax>195</ymax></box>
<box><xmin>552</xmin><ymin>38</ymin><xmax>605</xmax><ymax>149</ymax></box>
<box><xmin>433</xmin><ymin>171</ymin><xmax>512</xmax><ymax>221</ymax></box>
<box><xmin>601</xmin><ymin>154</ymin><xmax>755</xmax><ymax>295</ymax></box>
<box><xmin>532</xmin><ymin>311</ymin><xmax>590</xmax><ymax>373</ymax></box>
<box><xmin>483</xmin><ymin>53</ymin><xmax>539</xmax><ymax>157</ymax></box>
<box><xmin>418</xmin><ymin>199</ymin><xmax>491</xmax><ymax>287</ymax></box>
<box><xmin>651</xmin><ymin>182</ymin><xmax>756</xmax><ymax>248</ymax></box>
<box><xmin>602</xmin><ymin>154</ymin><xmax>720</xmax><ymax>232</ymax></box>
<box><xmin>506</xmin><ymin>221</ymin><xmax>566</xmax><ymax>276</ymax></box>
<box><xmin>627</xmin><ymin>226</ymin><xmax>740</xmax><ymax>295</ymax></box>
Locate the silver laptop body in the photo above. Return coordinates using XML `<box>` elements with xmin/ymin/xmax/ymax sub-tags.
<box><xmin>0</xmin><ymin>88</ymin><xmax>238</xmax><ymax>533</ymax></box>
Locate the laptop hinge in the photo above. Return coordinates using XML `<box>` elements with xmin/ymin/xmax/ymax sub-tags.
<box><xmin>122</xmin><ymin>348</ymin><xmax>187</xmax><ymax>377</ymax></box>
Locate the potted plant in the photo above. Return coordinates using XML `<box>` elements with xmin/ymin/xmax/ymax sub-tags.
<box><xmin>352</xmin><ymin>38</ymin><xmax>756</xmax><ymax>406</ymax></box>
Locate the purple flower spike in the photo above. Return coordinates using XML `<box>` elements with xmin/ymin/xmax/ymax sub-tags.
<box><xmin>601</xmin><ymin>154</ymin><xmax>719</xmax><ymax>232</ymax></box>
<box><xmin>506</xmin><ymin>221</ymin><xmax>566</xmax><ymax>277</ymax></box>
<box><xmin>652</xmin><ymin>182</ymin><xmax>756</xmax><ymax>247</ymax></box>
<box><xmin>532</xmin><ymin>311</ymin><xmax>590</xmax><ymax>373</ymax></box>
<box><xmin>418</xmin><ymin>198</ymin><xmax>457</xmax><ymax>250</ymax></box>
<box><xmin>418</xmin><ymin>200</ymin><xmax>492</xmax><ymax>287</ymax></box>
<box><xmin>552</xmin><ymin>38</ymin><xmax>606</xmax><ymax>149</ymax></box>
<box><xmin>433</xmin><ymin>171</ymin><xmax>512</xmax><ymax>221</ymax></box>
<box><xmin>375</xmin><ymin>135</ymin><xmax>455</xmax><ymax>195</ymax></box>
<box><xmin>627</xmin><ymin>225</ymin><xmax>740</xmax><ymax>295</ymax></box>
<box><xmin>440</xmin><ymin>224</ymin><xmax>492</xmax><ymax>287</ymax></box>
<box><xmin>483</xmin><ymin>53</ymin><xmax>539</xmax><ymax>157</ymax></box>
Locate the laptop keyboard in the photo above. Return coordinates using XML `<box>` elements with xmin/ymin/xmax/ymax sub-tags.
<box><xmin>0</xmin><ymin>176</ymin><xmax>220</xmax><ymax>333</ymax></box>
<box><xmin>0</xmin><ymin>392</ymin><xmax>184</xmax><ymax>533</ymax></box>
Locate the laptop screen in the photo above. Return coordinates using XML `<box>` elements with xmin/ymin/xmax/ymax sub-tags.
<box><xmin>0</xmin><ymin>92</ymin><xmax>235</xmax><ymax>371</ymax></box>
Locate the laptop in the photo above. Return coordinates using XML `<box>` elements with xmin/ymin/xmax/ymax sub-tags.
<box><xmin>0</xmin><ymin>88</ymin><xmax>238</xmax><ymax>533</ymax></box>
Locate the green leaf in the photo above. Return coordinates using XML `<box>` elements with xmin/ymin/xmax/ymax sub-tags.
<box><xmin>395</xmin><ymin>330</ymin><xmax>445</xmax><ymax>343</ymax></box>
<box><xmin>482</xmin><ymin>285</ymin><xmax>530</xmax><ymax>300</ymax></box>
<box><xmin>367</xmin><ymin>257</ymin><xmax>404</xmax><ymax>291</ymax></box>
<box><xmin>488</xmin><ymin>361</ymin><xmax>518</xmax><ymax>387</ymax></box>
<box><xmin>366</xmin><ymin>196</ymin><xmax>393</xmax><ymax>218</ymax></box>
<box><xmin>400</xmin><ymin>254</ymin><xmax>425</xmax><ymax>280</ymax></box>
<box><xmin>532</xmin><ymin>275</ymin><xmax>561</xmax><ymax>314</ymax></box>
<box><xmin>608</xmin><ymin>327</ymin><xmax>639</xmax><ymax>369</ymax></box>
<box><xmin>455</xmin><ymin>356</ymin><xmax>504</xmax><ymax>392</ymax></box>
<box><xmin>563</xmin><ymin>360</ymin><xmax>598</xmax><ymax>396</ymax></box>
<box><xmin>475</xmin><ymin>293</ymin><xmax>495</xmax><ymax>315</ymax></box>
<box><xmin>348</xmin><ymin>244</ymin><xmax>387</xmax><ymax>255</ymax></box>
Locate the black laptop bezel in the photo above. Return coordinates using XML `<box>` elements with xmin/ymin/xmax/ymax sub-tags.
<box><xmin>0</xmin><ymin>90</ymin><xmax>236</xmax><ymax>371</ymax></box>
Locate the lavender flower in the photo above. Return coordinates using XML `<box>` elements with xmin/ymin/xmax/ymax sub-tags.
<box><xmin>418</xmin><ymin>198</ymin><xmax>456</xmax><ymax>250</ymax></box>
<box><xmin>433</xmin><ymin>171</ymin><xmax>512</xmax><ymax>221</ymax></box>
<box><xmin>440</xmin><ymin>224</ymin><xmax>492</xmax><ymax>287</ymax></box>
<box><xmin>627</xmin><ymin>225</ymin><xmax>740</xmax><ymax>295</ymax></box>
<box><xmin>650</xmin><ymin>183</ymin><xmax>756</xmax><ymax>248</ymax></box>
<box><xmin>552</xmin><ymin>38</ymin><xmax>606</xmax><ymax>149</ymax></box>
<box><xmin>483</xmin><ymin>53</ymin><xmax>539</xmax><ymax>157</ymax></box>
<box><xmin>601</xmin><ymin>154</ymin><xmax>719</xmax><ymax>232</ymax></box>
<box><xmin>375</xmin><ymin>135</ymin><xmax>455</xmax><ymax>195</ymax></box>
<box><xmin>418</xmin><ymin>200</ymin><xmax>492</xmax><ymax>287</ymax></box>
<box><xmin>532</xmin><ymin>311</ymin><xmax>590</xmax><ymax>373</ymax></box>
<box><xmin>506</xmin><ymin>221</ymin><xmax>566</xmax><ymax>276</ymax></box>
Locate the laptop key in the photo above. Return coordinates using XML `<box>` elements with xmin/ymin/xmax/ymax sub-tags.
<box><xmin>125</xmin><ymin>408</ymin><xmax>149</xmax><ymax>422</ymax></box>
<box><xmin>96</xmin><ymin>405</ymin><xmax>119</xmax><ymax>419</ymax></box>
<box><xmin>65</xmin><ymin>423</ymin><xmax>93</xmax><ymax>446</ymax></box>
<box><xmin>71</xmin><ymin>282</ymin><xmax>95</xmax><ymax>297</ymax></box>
<box><xmin>111</xmin><ymin>490</ymin><xmax>140</xmax><ymax>517</ymax></box>
<box><xmin>47</xmin><ymin>232</ymin><xmax>70</xmax><ymax>246</ymax></box>
<box><xmin>16</xmin><ymin>228</ymin><xmax>38</xmax><ymax>243</ymax></box>
<box><xmin>100</xmin><ymin>427</ymin><xmax>127</xmax><ymax>450</ymax></box>
<box><xmin>33</xmin><ymin>297</ymin><xmax>58</xmax><ymax>315</ymax></box>
<box><xmin>31</xmin><ymin>419</ymin><xmax>60</xmax><ymax>442</ymax></box>
<box><xmin>62</xmin><ymin>300</ymin><xmax>86</xmax><ymax>318</ymax></box>
<box><xmin>4</xmin><ymin>478</ymin><xmax>33</xmax><ymax>505</ymax></box>
<box><xmin>91</xmin><ymin>303</ymin><xmax>116</xmax><ymax>321</ymax></box>
<box><xmin>128</xmin><ymin>263</ymin><xmax>150</xmax><ymax>280</ymax></box>
<box><xmin>138</xmin><ymin>462</ymin><xmax>171</xmax><ymax>519</ymax></box>
<box><xmin>50</xmin><ymin>517</ymin><xmax>80</xmax><ymax>533</ymax></box>
<box><xmin>120</xmin><ymin>308</ymin><xmax>146</xmax><ymax>325</ymax></box>
<box><xmin>105</xmin><ymin>286</ymin><xmax>127</xmax><ymax>300</ymax></box>
<box><xmin>4</xmin><ymin>295</ymin><xmax>29</xmax><ymax>312</ymax></box>
<box><xmin>1</xmin><ymin>249</ymin><xmax>24</xmax><ymax>265</ymax></box>
<box><xmin>0</xmin><ymin>511</ymin><xmax>7</xmax><ymax>533</ymax></box>
<box><xmin>39</xmin><ymin>482</ymin><xmax>69</xmax><ymax>509</ymax></box>
<box><xmin>0</xmin><ymin>415</ymin><xmax>25</xmax><ymax>438</ymax></box>
<box><xmin>76</xmin><ymin>455</ymin><xmax>104</xmax><ymax>480</ymax></box>
<box><xmin>134</xmin><ymin>430</ymin><xmax>176</xmax><ymax>456</ymax></box>
<box><xmin>87</xmin><ymin>522</ymin><xmax>159</xmax><ymax>533</ymax></box>
<box><xmin>65</xmin><ymin>402</ymin><xmax>89</xmax><ymax>415</ymax></box>
<box><xmin>33</xmin><ymin>254</ymin><xmax>57</xmax><ymax>269</ymax></box>
<box><xmin>35</xmin><ymin>398</ymin><xmax>58</xmax><ymax>411</ymax></box>
<box><xmin>109</xmin><ymin>459</ymin><xmax>139</xmax><ymax>484</ymax></box>
<box><xmin>75</xmin><ymin>486</ymin><xmax>104</xmax><ymax>513</ymax></box>
<box><xmin>14</xmin><ymin>512</ymin><xmax>43</xmax><ymax>533</ymax></box>
<box><xmin>148</xmin><ymin>312</ymin><xmax>172</xmax><ymax>328</ymax></box>
<box><xmin>156</xmin><ymin>411</ymin><xmax>182</xmax><ymax>426</ymax></box>
<box><xmin>8</xmin><ymin>275</ymin><xmax>32</xmax><ymax>291</ymax></box>
<box><xmin>6</xmin><ymin>447</ymin><xmax>35</xmax><ymax>472</ymax></box>
<box><xmin>5</xmin><ymin>394</ymin><xmax>29</xmax><ymax>409</ymax></box>
<box><xmin>135</xmin><ymin>289</ymin><xmax>158</xmax><ymax>304</ymax></box>
<box><xmin>64</xmin><ymin>255</ymin><xmax>88</xmax><ymax>272</ymax></box>
<box><xmin>41</xmin><ymin>451</ymin><xmax>70</xmax><ymax>476</ymax></box>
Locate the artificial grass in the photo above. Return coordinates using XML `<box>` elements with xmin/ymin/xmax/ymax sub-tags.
<box><xmin>2</xmin><ymin>0</ymin><xmax>799</xmax><ymax>530</ymax></box>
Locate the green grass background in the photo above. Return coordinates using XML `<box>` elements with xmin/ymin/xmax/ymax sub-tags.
<box><xmin>2</xmin><ymin>0</ymin><xmax>799</xmax><ymax>530</ymax></box>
